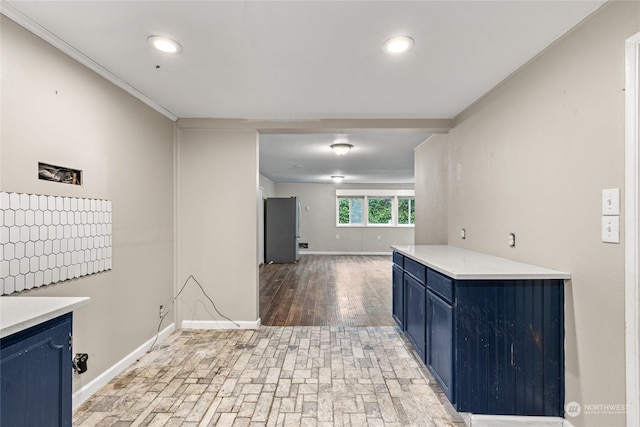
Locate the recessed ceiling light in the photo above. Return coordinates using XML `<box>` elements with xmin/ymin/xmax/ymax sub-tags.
<box><xmin>331</xmin><ymin>176</ymin><xmax>344</xmax><ymax>183</ymax></box>
<box><xmin>147</xmin><ymin>36</ymin><xmax>183</xmax><ymax>54</ymax></box>
<box><xmin>383</xmin><ymin>36</ymin><xmax>414</xmax><ymax>54</ymax></box>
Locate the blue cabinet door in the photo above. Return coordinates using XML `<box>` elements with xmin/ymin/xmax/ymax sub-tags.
<box><xmin>1</xmin><ymin>313</ymin><xmax>73</xmax><ymax>427</ymax></box>
<box><xmin>427</xmin><ymin>290</ymin><xmax>453</xmax><ymax>402</ymax></box>
<box><xmin>392</xmin><ymin>264</ymin><xmax>404</xmax><ymax>329</ymax></box>
<box><xmin>404</xmin><ymin>273</ymin><xmax>426</xmax><ymax>362</ymax></box>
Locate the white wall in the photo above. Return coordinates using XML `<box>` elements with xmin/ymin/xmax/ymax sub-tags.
<box><xmin>274</xmin><ymin>183</ymin><xmax>414</xmax><ymax>253</ymax></box>
<box><xmin>259</xmin><ymin>174</ymin><xmax>276</xmax><ymax>199</ymax></box>
<box><xmin>1</xmin><ymin>17</ymin><xmax>175</xmax><ymax>391</ymax></box>
<box><xmin>177</xmin><ymin>128</ymin><xmax>259</xmax><ymax>325</ymax></box>
<box><xmin>414</xmin><ymin>2</ymin><xmax>639</xmax><ymax>426</ymax></box>
<box><xmin>414</xmin><ymin>135</ymin><xmax>448</xmax><ymax>245</ymax></box>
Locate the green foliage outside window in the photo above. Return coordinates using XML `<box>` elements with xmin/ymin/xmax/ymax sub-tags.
<box><xmin>338</xmin><ymin>197</ymin><xmax>363</xmax><ymax>224</ymax></box>
<box><xmin>368</xmin><ymin>198</ymin><xmax>392</xmax><ymax>224</ymax></box>
<box><xmin>398</xmin><ymin>198</ymin><xmax>415</xmax><ymax>225</ymax></box>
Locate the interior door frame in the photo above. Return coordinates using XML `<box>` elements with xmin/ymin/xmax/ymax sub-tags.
<box><xmin>625</xmin><ymin>31</ymin><xmax>640</xmax><ymax>427</ymax></box>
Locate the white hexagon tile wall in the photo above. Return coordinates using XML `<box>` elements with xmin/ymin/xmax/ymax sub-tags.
<box><xmin>0</xmin><ymin>192</ymin><xmax>112</xmax><ymax>295</ymax></box>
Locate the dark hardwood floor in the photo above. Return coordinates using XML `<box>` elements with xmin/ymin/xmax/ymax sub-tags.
<box><xmin>259</xmin><ymin>255</ymin><xmax>395</xmax><ymax>327</ymax></box>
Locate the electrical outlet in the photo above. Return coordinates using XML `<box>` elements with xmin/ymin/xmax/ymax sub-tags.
<box><xmin>159</xmin><ymin>305</ymin><xmax>164</xmax><ymax>318</ymax></box>
<box><xmin>508</xmin><ymin>233</ymin><xmax>516</xmax><ymax>248</ymax></box>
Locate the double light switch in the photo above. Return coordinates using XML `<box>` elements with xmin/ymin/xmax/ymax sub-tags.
<box><xmin>602</xmin><ymin>188</ymin><xmax>620</xmax><ymax>244</ymax></box>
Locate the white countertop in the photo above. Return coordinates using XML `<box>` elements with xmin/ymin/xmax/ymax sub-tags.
<box><xmin>391</xmin><ymin>245</ymin><xmax>571</xmax><ymax>280</ymax></box>
<box><xmin>0</xmin><ymin>296</ymin><xmax>91</xmax><ymax>339</ymax></box>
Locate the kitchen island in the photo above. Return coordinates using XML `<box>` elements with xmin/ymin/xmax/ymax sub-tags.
<box><xmin>391</xmin><ymin>245</ymin><xmax>569</xmax><ymax>418</ymax></box>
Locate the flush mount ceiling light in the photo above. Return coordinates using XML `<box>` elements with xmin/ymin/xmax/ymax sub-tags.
<box><xmin>383</xmin><ymin>35</ymin><xmax>414</xmax><ymax>54</ymax></box>
<box><xmin>330</xmin><ymin>143</ymin><xmax>353</xmax><ymax>156</ymax></box>
<box><xmin>331</xmin><ymin>176</ymin><xmax>344</xmax><ymax>183</ymax></box>
<box><xmin>147</xmin><ymin>35</ymin><xmax>183</xmax><ymax>54</ymax></box>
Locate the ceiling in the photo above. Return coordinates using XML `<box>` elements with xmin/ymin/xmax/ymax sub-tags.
<box><xmin>3</xmin><ymin>0</ymin><xmax>605</xmax><ymax>184</ymax></box>
<box><xmin>260</xmin><ymin>132</ymin><xmax>431</xmax><ymax>184</ymax></box>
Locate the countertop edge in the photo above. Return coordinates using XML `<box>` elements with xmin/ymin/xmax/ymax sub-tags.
<box><xmin>391</xmin><ymin>245</ymin><xmax>571</xmax><ymax>281</ymax></box>
<box><xmin>1</xmin><ymin>297</ymin><xmax>91</xmax><ymax>339</ymax></box>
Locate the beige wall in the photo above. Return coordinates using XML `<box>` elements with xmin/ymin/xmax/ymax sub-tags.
<box><xmin>414</xmin><ymin>135</ymin><xmax>448</xmax><ymax>245</ymax></box>
<box><xmin>259</xmin><ymin>174</ymin><xmax>276</xmax><ymax>199</ymax></box>
<box><xmin>414</xmin><ymin>2</ymin><xmax>639</xmax><ymax>426</ymax></box>
<box><xmin>1</xmin><ymin>17</ymin><xmax>175</xmax><ymax>391</ymax></box>
<box><xmin>274</xmin><ymin>183</ymin><xmax>414</xmax><ymax>253</ymax></box>
<box><xmin>177</xmin><ymin>128</ymin><xmax>259</xmax><ymax>323</ymax></box>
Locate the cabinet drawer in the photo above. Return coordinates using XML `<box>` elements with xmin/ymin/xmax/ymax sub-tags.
<box><xmin>393</xmin><ymin>251</ymin><xmax>404</xmax><ymax>268</ymax></box>
<box><xmin>427</xmin><ymin>269</ymin><xmax>454</xmax><ymax>304</ymax></box>
<box><xmin>404</xmin><ymin>257</ymin><xmax>426</xmax><ymax>283</ymax></box>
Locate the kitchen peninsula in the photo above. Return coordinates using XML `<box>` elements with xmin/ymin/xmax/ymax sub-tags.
<box><xmin>391</xmin><ymin>245</ymin><xmax>570</xmax><ymax>418</ymax></box>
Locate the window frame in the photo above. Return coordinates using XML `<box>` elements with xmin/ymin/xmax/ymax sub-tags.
<box><xmin>336</xmin><ymin>189</ymin><xmax>415</xmax><ymax>228</ymax></box>
<box><xmin>397</xmin><ymin>196</ymin><xmax>415</xmax><ymax>227</ymax></box>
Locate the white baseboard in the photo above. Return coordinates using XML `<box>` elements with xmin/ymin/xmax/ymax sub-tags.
<box><xmin>72</xmin><ymin>323</ymin><xmax>176</xmax><ymax>410</ymax></box>
<box><xmin>181</xmin><ymin>318</ymin><xmax>261</xmax><ymax>329</ymax></box>
<box><xmin>464</xmin><ymin>414</ymin><xmax>566</xmax><ymax>427</ymax></box>
<box><xmin>301</xmin><ymin>251</ymin><xmax>392</xmax><ymax>256</ymax></box>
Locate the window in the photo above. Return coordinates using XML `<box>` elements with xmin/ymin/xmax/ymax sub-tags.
<box><xmin>336</xmin><ymin>189</ymin><xmax>415</xmax><ymax>227</ymax></box>
<box><xmin>368</xmin><ymin>198</ymin><xmax>392</xmax><ymax>225</ymax></box>
<box><xmin>398</xmin><ymin>197</ymin><xmax>415</xmax><ymax>225</ymax></box>
<box><xmin>338</xmin><ymin>197</ymin><xmax>363</xmax><ymax>225</ymax></box>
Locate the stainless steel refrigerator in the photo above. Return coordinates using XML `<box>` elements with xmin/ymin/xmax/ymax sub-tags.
<box><xmin>265</xmin><ymin>197</ymin><xmax>300</xmax><ymax>263</ymax></box>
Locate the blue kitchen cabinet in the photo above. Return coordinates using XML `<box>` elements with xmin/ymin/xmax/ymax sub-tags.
<box><xmin>404</xmin><ymin>273</ymin><xmax>426</xmax><ymax>362</ymax></box>
<box><xmin>1</xmin><ymin>313</ymin><xmax>73</xmax><ymax>426</ymax></box>
<box><xmin>391</xmin><ymin>250</ymin><xmax>565</xmax><ymax>418</ymax></box>
<box><xmin>392</xmin><ymin>264</ymin><xmax>405</xmax><ymax>329</ymax></box>
<box><xmin>426</xmin><ymin>289</ymin><xmax>454</xmax><ymax>402</ymax></box>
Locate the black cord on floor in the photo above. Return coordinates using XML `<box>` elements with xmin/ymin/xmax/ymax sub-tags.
<box><xmin>147</xmin><ymin>275</ymin><xmax>240</xmax><ymax>352</ymax></box>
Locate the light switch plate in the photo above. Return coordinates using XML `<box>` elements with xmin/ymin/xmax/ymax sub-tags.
<box><xmin>602</xmin><ymin>216</ymin><xmax>620</xmax><ymax>243</ymax></box>
<box><xmin>602</xmin><ymin>188</ymin><xmax>620</xmax><ymax>215</ymax></box>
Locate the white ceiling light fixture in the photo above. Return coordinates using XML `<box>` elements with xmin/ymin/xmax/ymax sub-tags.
<box><xmin>330</xmin><ymin>143</ymin><xmax>353</xmax><ymax>156</ymax></box>
<box><xmin>383</xmin><ymin>35</ymin><xmax>414</xmax><ymax>54</ymax></box>
<box><xmin>331</xmin><ymin>175</ymin><xmax>344</xmax><ymax>183</ymax></box>
<box><xmin>147</xmin><ymin>35</ymin><xmax>183</xmax><ymax>54</ymax></box>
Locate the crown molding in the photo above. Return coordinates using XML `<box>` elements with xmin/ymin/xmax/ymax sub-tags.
<box><xmin>1</xmin><ymin>2</ymin><xmax>178</xmax><ymax>122</ymax></box>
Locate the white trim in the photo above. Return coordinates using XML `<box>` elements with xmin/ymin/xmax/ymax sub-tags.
<box><xmin>464</xmin><ymin>414</ymin><xmax>565</xmax><ymax>427</ymax></box>
<box><xmin>625</xmin><ymin>31</ymin><xmax>640</xmax><ymax>427</ymax></box>
<box><xmin>181</xmin><ymin>319</ymin><xmax>261</xmax><ymax>330</ymax></box>
<box><xmin>0</xmin><ymin>3</ymin><xmax>178</xmax><ymax>122</ymax></box>
<box><xmin>301</xmin><ymin>251</ymin><xmax>392</xmax><ymax>256</ymax></box>
<box><xmin>336</xmin><ymin>189</ymin><xmax>415</xmax><ymax>197</ymax></box>
<box><xmin>71</xmin><ymin>323</ymin><xmax>176</xmax><ymax>410</ymax></box>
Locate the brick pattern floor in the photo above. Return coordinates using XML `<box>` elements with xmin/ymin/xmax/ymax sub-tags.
<box><xmin>73</xmin><ymin>326</ymin><xmax>466</xmax><ymax>427</ymax></box>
